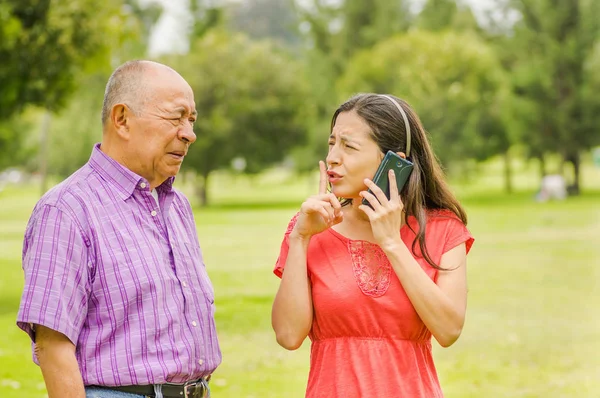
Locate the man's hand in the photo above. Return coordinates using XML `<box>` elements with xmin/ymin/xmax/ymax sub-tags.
<box><xmin>35</xmin><ymin>325</ymin><xmax>86</xmax><ymax>398</ymax></box>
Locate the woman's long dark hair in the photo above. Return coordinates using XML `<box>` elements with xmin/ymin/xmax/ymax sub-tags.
<box><xmin>331</xmin><ymin>93</ymin><xmax>467</xmax><ymax>270</ymax></box>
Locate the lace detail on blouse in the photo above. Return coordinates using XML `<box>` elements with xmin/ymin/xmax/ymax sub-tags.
<box><xmin>348</xmin><ymin>240</ymin><xmax>392</xmax><ymax>297</ymax></box>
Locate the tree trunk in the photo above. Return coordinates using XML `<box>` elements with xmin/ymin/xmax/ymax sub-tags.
<box><xmin>196</xmin><ymin>170</ymin><xmax>210</xmax><ymax>206</ymax></box>
<box><xmin>538</xmin><ymin>153</ymin><xmax>546</xmax><ymax>179</ymax></box>
<box><xmin>39</xmin><ymin>110</ymin><xmax>51</xmax><ymax>196</ymax></box>
<box><xmin>570</xmin><ymin>152</ymin><xmax>581</xmax><ymax>195</ymax></box>
<box><xmin>503</xmin><ymin>150</ymin><xmax>513</xmax><ymax>194</ymax></box>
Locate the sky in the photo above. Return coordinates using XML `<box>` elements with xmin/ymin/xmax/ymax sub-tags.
<box><xmin>142</xmin><ymin>0</ymin><xmax>501</xmax><ymax>56</ymax></box>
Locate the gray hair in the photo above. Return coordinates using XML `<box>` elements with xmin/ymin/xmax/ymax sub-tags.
<box><xmin>101</xmin><ymin>60</ymin><xmax>158</xmax><ymax>126</ymax></box>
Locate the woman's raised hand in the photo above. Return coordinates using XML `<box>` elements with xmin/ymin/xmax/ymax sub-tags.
<box><xmin>359</xmin><ymin>169</ymin><xmax>405</xmax><ymax>251</ymax></box>
<box><xmin>291</xmin><ymin>161</ymin><xmax>343</xmax><ymax>239</ymax></box>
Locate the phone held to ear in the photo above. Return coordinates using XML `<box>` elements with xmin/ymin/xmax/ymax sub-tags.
<box><xmin>362</xmin><ymin>150</ymin><xmax>413</xmax><ymax>208</ymax></box>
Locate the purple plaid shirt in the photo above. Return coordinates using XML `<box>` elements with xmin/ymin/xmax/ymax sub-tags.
<box><xmin>17</xmin><ymin>144</ymin><xmax>221</xmax><ymax>386</ymax></box>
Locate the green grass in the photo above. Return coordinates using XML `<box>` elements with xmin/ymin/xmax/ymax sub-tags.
<box><xmin>1</xmin><ymin>158</ymin><xmax>599</xmax><ymax>397</ymax></box>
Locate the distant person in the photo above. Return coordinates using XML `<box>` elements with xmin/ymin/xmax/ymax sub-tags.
<box><xmin>17</xmin><ymin>60</ymin><xmax>220</xmax><ymax>398</ymax></box>
<box><xmin>271</xmin><ymin>93</ymin><xmax>474</xmax><ymax>397</ymax></box>
<box><xmin>536</xmin><ymin>174</ymin><xmax>567</xmax><ymax>201</ymax></box>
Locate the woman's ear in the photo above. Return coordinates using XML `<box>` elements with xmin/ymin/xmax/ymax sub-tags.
<box><xmin>396</xmin><ymin>151</ymin><xmax>407</xmax><ymax>159</ymax></box>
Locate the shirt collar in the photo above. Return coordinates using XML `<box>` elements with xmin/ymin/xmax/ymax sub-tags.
<box><xmin>88</xmin><ymin>143</ymin><xmax>175</xmax><ymax>200</ymax></box>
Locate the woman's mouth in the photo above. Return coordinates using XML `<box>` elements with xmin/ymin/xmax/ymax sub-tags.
<box><xmin>327</xmin><ymin>171</ymin><xmax>342</xmax><ymax>183</ymax></box>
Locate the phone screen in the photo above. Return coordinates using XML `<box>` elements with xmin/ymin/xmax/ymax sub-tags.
<box><xmin>361</xmin><ymin>151</ymin><xmax>413</xmax><ymax>208</ymax></box>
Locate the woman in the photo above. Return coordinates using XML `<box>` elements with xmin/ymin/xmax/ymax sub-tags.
<box><xmin>271</xmin><ymin>93</ymin><xmax>474</xmax><ymax>397</ymax></box>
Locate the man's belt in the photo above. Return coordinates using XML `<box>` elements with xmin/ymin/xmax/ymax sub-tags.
<box><xmin>90</xmin><ymin>375</ymin><xmax>211</xmax><ymax>398</ymax></box>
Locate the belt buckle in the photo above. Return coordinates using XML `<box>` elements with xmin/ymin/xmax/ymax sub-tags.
<box><xmin>183</xmin><ymin>380</ymin><xmax>207</xmax><ymax>398</ymax></box>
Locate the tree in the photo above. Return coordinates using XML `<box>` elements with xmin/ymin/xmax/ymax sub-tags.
<box><xmin>418</xmin><ymin>0</ymin><xmax>480</xmax><ymax>33</ymax></box>
<box><xmin>499</xmin><ymin>0</ymin><xmax>600</xmax><ymax>193</ymax></box>
<box><xmin>41</xmin><ymin>0</ymin><xmax>164</xmax><ymax>178</ymax></box>
<box><xmin>227</xmin><ymin>0</ymin><xmax>301</xmax><ymax>47</ymax></box>
<box><xmin>189</xmin><ymin>0</ymin><xmax>226</xmax><ymax>39</ymax></box>
<box><xmin>296</xmin><ymin>0</ymin><xmax>412</xmax><ymax>70</ymax></box>
<box><xmin>0</xmin><ymin>0</ymin><xmax>131</xmax><ymax>119</ymax></box>
<box><xmin>289</xmin><ymin>0</ymin><xmax>416</xmax><ymax>174</ymax></box>
<box><xmin>46</xmin><ymin>74</ymin><xmax>108</xmax><ymax>178</ymax></box>
<box><xmin>0</xmin><ymin>116</ymin><xmax>37</xmax><ymax>171</ymax></box>
<box><xmin>167</xmin><ymin>31</ymin><xmax>312</xmax><ymax>205</ymax></box>
<box><xmin>0</xmin><ymin>0</ymin><xmax>147</xmax><ymax>171</ymax></box>
<box><xmin>337</xmin><ymin>30</ymin><xmax>511</xmax><ymax>171</ymax></box>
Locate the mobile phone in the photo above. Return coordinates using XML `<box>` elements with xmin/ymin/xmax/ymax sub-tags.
<box><xmin>362</xmin><ymin>151</ymin><xmax>413</xmax><ymax>208</ymax></box>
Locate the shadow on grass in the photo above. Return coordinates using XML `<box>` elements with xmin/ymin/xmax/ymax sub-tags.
<box><xmin>199</xmin><ymin>190</ymin><xmax>600</xmax><ymax>210</ymax></box>
<box><xmin>200</xmin><ymin>200</ymin><xmax>301</xmax><ymax>211</ymax></box>
<box><xmin>462</xmin><ymin>189</ymin><xmax>600</xmax><ymax>207</ymax></box>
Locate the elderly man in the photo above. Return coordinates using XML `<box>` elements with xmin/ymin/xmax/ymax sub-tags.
<box><xmin>16</xmin><ymin>60</ymin><xmax>220</xmax><ymax>398</ymax></box>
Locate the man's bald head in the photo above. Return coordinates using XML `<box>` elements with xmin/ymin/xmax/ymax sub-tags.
<box><xmin>101</xmin><ymin>60</ymin><xmax>179</xmax><ymax>128</ymax></box>
<box><xmin>99</xmin><ymin>60</ymin><xmax>196</xmax><ymax>189</ymax></box>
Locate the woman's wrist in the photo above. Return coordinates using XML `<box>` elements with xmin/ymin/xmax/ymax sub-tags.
<box><xmin>289</xmin><ymin>230</ymin><xmax>312</xmax><ymax>245</ymax></box>
<box><xmin>379</xmin><ymin>238</ymin><xmax>407</xmax><ymax>256</ymax></box>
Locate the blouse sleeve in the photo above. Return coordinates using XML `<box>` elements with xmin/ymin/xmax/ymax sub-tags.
<box><xmin>273</xmin><ymin>213</ymin><xmax>300</xmax><ymax>278</ymax></box>
<box><xmin>443</xmin><ymin>216</ymin><xmax>475</xmax><ymax>255</ymax></box>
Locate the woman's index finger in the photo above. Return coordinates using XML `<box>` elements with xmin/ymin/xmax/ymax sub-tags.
<box><xmin>319</xmin><ymin>161</ymin><xmax>327</xmax><ymax>194</ymax></box>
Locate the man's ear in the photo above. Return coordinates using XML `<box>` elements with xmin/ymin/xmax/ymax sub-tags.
<box><xmin>111</xmin><ymin>104</ymin><xmax>132</xmax><ymax>139</ymax></box>
<box><xmin>396</xmin><ymin>151</ymin><xmax>407</xmax><ymax>159</ymax></box>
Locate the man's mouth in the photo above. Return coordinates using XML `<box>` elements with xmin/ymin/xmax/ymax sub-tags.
<box><xmin>168</xmin><ymin>151</ymin><xmax>186</xmax><ymax>160</ymax></box>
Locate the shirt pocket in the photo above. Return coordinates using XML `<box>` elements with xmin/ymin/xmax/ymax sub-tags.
<box><xmin>184</xmin><ymin>242</ymin><xmax>215</xmax><ymax>305</ymax></box>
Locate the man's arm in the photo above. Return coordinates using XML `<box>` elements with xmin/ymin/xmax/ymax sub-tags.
<box><xmin>35</xmin><ymin>325</ymin><xmax>86</xmax><ymax>398</ymax></box>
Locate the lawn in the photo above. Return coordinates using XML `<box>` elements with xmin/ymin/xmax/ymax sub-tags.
<box><xmin>0</xmin><ymin>158</ymin><xmax>599</xmax><ymax>398</ymax></box>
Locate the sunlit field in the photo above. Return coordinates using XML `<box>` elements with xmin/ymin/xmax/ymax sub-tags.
<box><xmin>1</xmin><ymin>157</ymin><xmax>599</xmax><ymax>397</ymax></box>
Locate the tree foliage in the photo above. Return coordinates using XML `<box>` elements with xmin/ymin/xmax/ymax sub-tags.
<box><xmin>228</xmin><ymin>0</ymin><xmax>301</xmax><ymax>47</ymax></box>
<box><xmin>297</xmin><ymin>0</ymin><xmax>412</xmax><ymax>69</ymax></box>
<box><xmin>46</xmin><ymin>74</ymin><xmax>108</xmax><ymax>177</ymax></box>
<box><xmin>501</xmin><ymin>0</ymin><xmax>600</xmax><ymax>192</ymax></box>
<box><xmin>0</xmin><ymin>0</ymin><xmax>134</xmax><ymax>119</ymax></box>
<box><xmin>0</xmin><ymin>0</ymin><xmax>148</xmax><ymax>170</ymax></box>
<box><xmin>418</xmin><ymin>0</ymin><xmax>480</xmax><ymax>32</ymax></box>
<box><xmin>167</xmin><ymin>30</ymin><xmax>313</xmax><ymax>204</ymax></box>
<box><xmin>337</xmin><ymin>30</ymin><xmax>510</xmax><ymax>166</ymax></box>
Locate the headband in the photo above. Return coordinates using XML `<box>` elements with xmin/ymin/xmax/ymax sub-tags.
<box><xmin>379</xmin><ymin>94</ymin><xmax>411</xmax><ymax>158</ymax></box>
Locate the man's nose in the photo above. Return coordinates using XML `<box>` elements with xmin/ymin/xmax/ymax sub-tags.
<box><xmin>180</xmin><ymin>123</ymin><xmax>196</xmax><ymax>144</ymax></box>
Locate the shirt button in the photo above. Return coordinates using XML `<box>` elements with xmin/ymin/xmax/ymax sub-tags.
<box><xmin>140</xmin><ymin>182</ymin><xmax>147</xmax><ymax>189</ymax></box>
<box><xmin>151</xmin><ymin>210</ymin><xmax>157</xmax><ymax>217</ymax></box>
<box><xmin>182</xmin><ymin>281</ymin><xmax>187</xmax><ymax>287</ymax></box>
<box><xmin>192</xmin><ymin>321</ymin><xmax>197</xmax><ymax>327</ymax></box>
<box><xmin>198</xmin><ymin>359</ymin><xmax>204</xmax><ymax>365</ymax></box>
